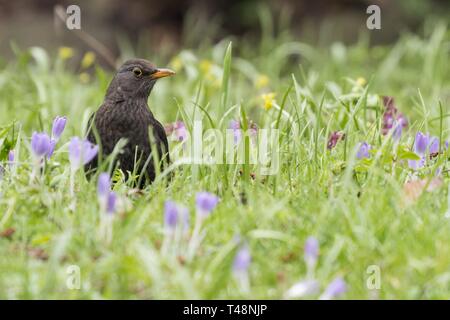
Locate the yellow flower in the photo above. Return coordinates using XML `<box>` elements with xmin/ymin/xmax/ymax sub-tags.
<box><xmin>261</xmin><ymin>92</ymin><xmax>277</xmax><ymax>110</ymax></box>
<box><xmin>170</xmin><ymin>56</ymin><xmax>183</xmax><ymax>72</ymax></box>
<box><xmin>255</xmin><ymin>74</ymin><xmax>270</xmax><ymax>89</ymax></box>
<box><xmin>356</xmin><ymin>77</ymin><xmax>366</xmax><ymax>87</ymax></box>
<box><xmin>81</xmin><ymin>51</ymin><xmax>96</xmax><ymax>69</ymax></box>
<box><xmin>58</xmin><ymin>47</ymin><xmax>74</xmax><ymax>60</ymax></box>
<box><xmin>199</xmin><ymin>59</ymin><xmax>212</xmax><ymax>75</ymax></box>
<box><xmin>79</xmin><ymin>72</ymin><xmax>90</xmax><ymax>84</ymax></box>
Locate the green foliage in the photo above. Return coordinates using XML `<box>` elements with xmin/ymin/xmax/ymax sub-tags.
<box><xmin>0</xmin><ymin>21</ymin><xmax>449</xmax><ymax>299</ymax></box>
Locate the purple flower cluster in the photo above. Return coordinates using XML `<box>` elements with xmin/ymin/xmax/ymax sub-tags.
<box><xmin>408</xmin><ymin>131</ymin><xmax>447</xmax><ymax>170</ymax></box>
<box><xmin>381</xmin><ymin>96</ymin><xmax>408</xmax><ymax>136</ymax></box>
<box><xmin>30</xmin><ymin>116</ymin><xmax>67</xmax><ymax>160</ymax></box>
<box><xmin>165</xmin><ymin>121</ymin><xmax>188</xmax><ymax>142</ymax></box>
<box><xmin>229</xmin><ymin>119</ymin><xmax>258</xmax><ymax>144</ymax></box>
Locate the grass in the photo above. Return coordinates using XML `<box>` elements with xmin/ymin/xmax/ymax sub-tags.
<box><xmin>0</xmin><ymin>17</ymin><xmax>449</xmax><ymax>299</ymax></box>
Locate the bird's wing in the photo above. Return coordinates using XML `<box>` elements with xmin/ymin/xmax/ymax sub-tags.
<box><xmin>152</xmin><ymin>120</ymin><xmax>170</xmax><ymax>164</ymax></box>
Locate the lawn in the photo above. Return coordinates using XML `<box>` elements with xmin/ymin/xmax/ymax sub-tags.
<box><xmin>0</xmin><ymin>20</ymin><xmax>449</xmax><ymax>299</ymax></box>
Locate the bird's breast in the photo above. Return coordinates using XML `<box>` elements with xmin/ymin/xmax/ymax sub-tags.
<box><xmin>97</xmin><ymin>101</ymin><xmax>155</xmax><ymax>149</ymax></box>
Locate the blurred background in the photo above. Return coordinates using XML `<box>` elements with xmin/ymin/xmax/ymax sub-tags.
<box><xmin>0</xmin><ymin>0</ymin><xmax>449</xmax><ymax>68</ymax></box>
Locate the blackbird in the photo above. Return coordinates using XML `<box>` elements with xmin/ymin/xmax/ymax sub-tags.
<box><xmin>86</xmin><ymin>59</ymin><xmax>175</xmax><ymax>186</ymax></box>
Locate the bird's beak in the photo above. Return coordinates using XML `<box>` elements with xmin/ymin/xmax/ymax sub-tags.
<box><xmin>150</xmin><ymin>68</ymin><xmax>176</xmax><ymax>80</ymax></box>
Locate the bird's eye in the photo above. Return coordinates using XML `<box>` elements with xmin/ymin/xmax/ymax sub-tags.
<box><xmin>132</xmin><ymin>67</ymin><xmax>143</xmax><ymax>77</ymax></box>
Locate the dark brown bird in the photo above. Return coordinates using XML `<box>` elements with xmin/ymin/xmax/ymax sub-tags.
<box><xmin>86</xmin><ymin>59</ymin><xmax>175</xmax><ymax>186</ymax></box>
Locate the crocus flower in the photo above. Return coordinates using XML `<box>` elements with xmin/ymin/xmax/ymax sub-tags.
<box><xmin>392</xmin><ymin>120</ymin><xmax>404</xmax><ymax>141</ymax></box>
<box><xmin>174</xmin><ymin>121</ymin><xmax>188</xmax><ymax>142</ymax></box>
<box><xmin>429</xmin><ymin>137</ymin><xmax>440</xmax><ymax>155</ymax></box>
<box><xmin>229</xmin><ymin>120</ymin><xmax>241</xmax><ymax>144</ymax></box>
<box><xmin>97</xmin><ymin>173</ymin><xmax>111</xmax><ymax>198</ymax></box>
<box><xmin>229</xmin><ymin>120</ymin><xmax>258</xmax><ymax>145</ymax></box>
<box><xmin>68</xmin><ymin>137</ymin><xmax>98</xmax><ymax>170</ymax></box>
<box><xmin>229</xmin><ymin>120</ymin><xmax>240</xmax><ymax>130</ymax></box>
<box><xmin>304</xmin><ymin>236</ymin><xmax>319</xmax><ymax>270</ymax></box>
<box><xmin>165</xmin><ymin>121</ymin><xmax>188</xmax><ymax>142</ymax></box>
<box><xmin>51</xmin><ymin>116</ymin><xmax>67</xmax><ymax>141</ymax></box>
<box><xmin>284</xmin><ymin>280</ymin><xmax>320</xmax><ymax>299</ymax></box>
<box><xmin>356</xmin><ymin>142</ymin><xmax>371</xmax><ymax>159</ymax></box>
<box><xmin>106</xmin><ymin>191</ymin><xmax>117</xmax><ymax>214</ymax></box>
<box><xmin>327</xmin><ymin>131</ymin><xmax>345</xmax><ymax>150</ymax></box>
<box><xmin>196</xmin><ymin>191</ymin><xmax>219</xmax><ymax>216</ymax></box>
<box><xmin>381</xmin><ymin>96</ymin><xmax>408</xmax><ymax>136</ymax></box>
<box><xmin>233</xmin><ymin>245</ymin><xmax>251</xmax><ymax>274</ymax></box>
<box><xmin>164</xmin><ymin>200</ymin><xmax>179</xmax><ymax>229</ymax></box>
<box><xmin>319</xmin><ymin>277</ymin><xmax>347</xmax><ymax>300</ymax></box>
<box><xmin>164</xmin><ymin>200</ymin><xmax>189</xmax><ymax>232</ymax></box>
<box><xmin>408</xmin><ymin>158</ymin><xmax>426</xmax><ymax>170</ymax></box>
<box><xmin>31</xmin><ymin>132</ymin><xmax>52</xmax><ymax>158</ymax></box>
<box><xmin>407</xmin><ymin>132</ymin><xmax>431</xmax><ymax>170</ymax></box>
<box><xmin>8</xmin><ymin>150</ymin><xmax>14</xmax><ymax>164</ymax></box>
<box><xmin>47</xmin><ymin>140</ymin><xmax>56</xmax><ymax>159</ymax></box>
<box><xmin>414</xmin><ymin>132</ymin><xmax>429</xmax><ymax>155</ymax></box>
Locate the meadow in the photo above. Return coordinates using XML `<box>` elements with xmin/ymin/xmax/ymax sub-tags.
<box><xmin>0</xmin><ymin>18</ymin><xmax>449</xmax><ymax>299</ymax></box>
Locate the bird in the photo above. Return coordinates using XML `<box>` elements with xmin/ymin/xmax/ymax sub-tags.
<box><xmin>85</xmin><ymin>58</ymin><xmax>175</xmax><ymax>187</ymax></box>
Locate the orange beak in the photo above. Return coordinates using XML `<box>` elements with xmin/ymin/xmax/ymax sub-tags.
<box><xmin>150</xmin><ymin>68</ymin><xmax>175</xmax><ymax>80</ymax></box>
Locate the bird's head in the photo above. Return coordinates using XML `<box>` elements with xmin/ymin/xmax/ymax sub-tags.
<box><xmin>106</xmin><ymin>58</ymin><xmax>175</xmax><ymax>101</ymax></box>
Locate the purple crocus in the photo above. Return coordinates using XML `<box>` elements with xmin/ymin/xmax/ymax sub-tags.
<box><xmin>8</xmin><ymin>150</ymin><xmax>14</xmax><ymax>164</ymax></box>
<box><xmin>319</xmin><ymin>277</ymin><xmax>347</xmax><ymax>300</ymax></box>
<box><xmin>356</xmin><ymin>142</ymin><xmax>371</xmax><ymax>159</ymax></box>
<box><xmin>106</xmin><ymin>191</ymin><xmax>117</xmax><ymax>214</ymax></box>
<box><xmin>381</xmin><ymin>96</ymin><xmax>408</xmax><ymax>136</ymax></box>
<box><xmin>304</xmin><ymin>237</ymin><xmax>319</xmax><ymax>269</ymax></box>
<box><xmin>414</xmin><ymin>132</ymin><xmax>429</xmax><ymax>155</ymax></box>
<box><xmin>327</xmin><ymin>131</ymin><xmax>345</xmax><ymax>150</ymax></box>
<box><xmin>408</xmin><ymin>131</ymin><xmax>432</xmax><ymax>170</ymax></box>
<box><xmin>51</xmin><ymin>116</ymin><xmax>67</xmax><ymax>141</ymax></box>
<box><xmin>165</xmin><ymin>121</ymin><xmax>188</xmax><ymax>142</ymax></box>
<box><xmin>174</xmin><ymin>121</ymin><xmax>188</xmax><ymax>142</ymax></box>
<box><xmin>229</xmin><ymin>119</ymin><xmax>240</xmax><ymax>131</ymax></box>
<box><xmin>408</xmin><ymin>157</ymin><xmax>426</xmax><ymax>170</ymax></box>
<box><xmin>429</xmin><ymin>137</ymin><xmax>440</xmax><ymax>154</ymax></box>
<box><xmin>47</xmin><ymin>139</ymin><xmax>56</xmax><ymax>159</ymax></box>
<box><xmin>392</xmin><ymin>120</ymin><xmax>404</xmax><ymax>141</ymax></box>
<box><xmin>229</xmin><ymin>120</ymin><xmax>258</xmax><ymax>145</ymax></box>
<box><xmin>196</xmin><ymin>191</ymin><xmax>219</xmax><ymax>216</ymax></box>
<box><xmin>233</xmin><ymin>245</ymin><xmax>251</xmax><ymax>273</ymax></box>
<box><xmin>229</xmin><ymin>120</ymin><xmax>242</xmax><ymax>144</ymax></box>
<box><xmin>164</xmin><ymin>200</ymin><xmax>179</xmax><ymax>229</ymax></box>
<box><xmin>97</xmin><ymin>173</ymin><xmax>111</xmax><ymax>198</ymax></box>
<box><xmin>31</xmin><ymin>132</ymin><xmax>52</xmax><ymax>158</ymax></box>
<box><xmin>68</xmin><ymin>137</ymin><xmax>98</xmax><ymax>170</ymax></box>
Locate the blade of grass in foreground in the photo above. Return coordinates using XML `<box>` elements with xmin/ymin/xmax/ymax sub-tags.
<box><xmin>221</xmin><ymin>42</ymin><xmax>232</xmax><ymax>116</ymax></box>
